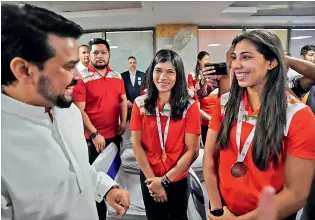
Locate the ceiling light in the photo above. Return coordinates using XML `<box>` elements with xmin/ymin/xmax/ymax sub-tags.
<box><xmin>222</xmin><ymin>7</ymin><xmax>257</xmax><ymax>14</ymax></box>
<box><xmin>291</xmin><ymin>36</ymin><xmax>312</xmax><ymax>40</ymax></box>
<box><xmin>110</xmin><ymin>46</ymin><xmax>118</xmax><ymax>49</ymax></box>
<box><xmin>207</xmin><ymin>44</ymin><xmax>221</xmax><ymax>47</ymax></box>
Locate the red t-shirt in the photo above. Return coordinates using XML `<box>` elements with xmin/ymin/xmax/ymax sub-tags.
<box><xmin>188</xmin><ymin>73</ymin><xmax>198</xmax><ymax>88</ymax></box>
<box><xmin>199</xmin><ymin>93</ymin><xmax>218</xmax><ymax>126</ymax></box>
<box><xmin>129</xmin><ymin>96</ymin><xmax>201</xmax><ymax>182</ymax></box>
<box><xmin>73</xmin><ymin>65</ymin><xmax>126</xmax><ymax>139</ymax></box>
<box><xmin>209</xmin><ymin>91</ymin><xmax>315</xmax><ymax>215</ymax></box>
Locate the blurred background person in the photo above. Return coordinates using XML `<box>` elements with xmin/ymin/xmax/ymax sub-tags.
<box><xmin>121</xmin><ymin>56</ymin><xmax>145</xmax><ymax>121</ymax></box>
<box><xmin>76</xmin><ymin>44</ymin><xmax>90</xmax><ymax>76</ymax></box>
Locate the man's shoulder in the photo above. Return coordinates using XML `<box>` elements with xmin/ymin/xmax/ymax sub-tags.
<box><xmin>137</xmin><ymin>71</ymin><xmax>145</xmax><ymax>75</ymax></box>
<box><xmin>120</xmin><ymin>71</ymin><xmax>129</xmax><ymax>79</ymax></box>
<box><xmin>107</xmin><ymin>70</ymin><xmax>122</xmax><ymax>79</ymax></box>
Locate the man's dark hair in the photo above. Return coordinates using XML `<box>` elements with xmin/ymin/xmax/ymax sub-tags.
<box><xmin>128</xmin><ymin>56</ymin><xmax>136</xmax><ymax>61</ymax></box>
<box><xmin>78</xmin><ymin>44</ymin><xmax>89</xmax><ymax>50</ymax></box>
<box><xmin>88</xmin><ymin>38</ymin><xmax>110</xmax><ymax>52</ymax></box>
<box><xmin>1</xmin><ymin>3</ymin><xmax>83</xmax><ymax>86</ymax></box>
<box><xmin>300</xmin><ymin>45</ymin><xmax>315</xmax><ymax>56</ymax></box>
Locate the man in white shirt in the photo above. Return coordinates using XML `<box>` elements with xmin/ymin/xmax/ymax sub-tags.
<box><xmin>1</xmin><ymin>3</ymin><xmax>130</xmax><ymax>220</ymax></box>
<box><xmin>76</xmin><ymin>44</ymin><xmax>90</xmax><ymax>77</ymax></box>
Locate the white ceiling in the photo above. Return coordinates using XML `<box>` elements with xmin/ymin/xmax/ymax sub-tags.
<box><xmin>3</xmin><ymin>1</ymin><xmax>315</xmax><ymax>30</ymax></box>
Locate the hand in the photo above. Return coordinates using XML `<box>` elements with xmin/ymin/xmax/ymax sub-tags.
<box><xmin>200</xmin><ymin>65</ymin><xmax>216</xmax><ymax>80</ymax></box>
<box><xmin>145</xmin><ymin>177</ymin><xmax>163</xmax><ymax>193</ymax></box>
<box><xmin>106</xmin><ymin>187</ymin><xmax>130</xmax><ymax>217</ymax></box>
<box><xmin>152</xmin><ymin>187</ymin><xmax>168</xmax><ymax>203</ymax></box>
<box><xmin>117</xmin><ymin>122</ymin><xmax>126</xmax><ymax>135</ymax></box>
<box><xmin>92</xmin><ymin>134</ymin><xmax>106</xmax><ymax>153</ymax></box>
<box><xmin>208</xmin><ymin>206</ymin><xmax>236</xmax><ymax>220</ymax></box>
<box><xmin>257</xmin><ymin>186</ymin><xmax>277</xmax><ymax>220</ymax></box>
<box><xmin>127</xmin><ymin>100</ymin><xmax>133</xmax><ymax>109</ymax></box>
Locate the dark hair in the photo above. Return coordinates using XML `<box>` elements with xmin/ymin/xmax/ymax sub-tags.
<box><xmin>194</xmin><ymin>51</ymin><xmax>210</xmax><ymax>79</ymax></box>
<box><xmin>140</xmin><ymin>68</ymin><xmax>148</xmax><ymax>91</ymax></box>
<box><xmin>217</xmin><ymin>29</ymin><xmax>287</xmax><ymax>171</ymax></box>
<box><xmin>128</xmin><ymin>56</ymin><xmax>136</xmax><ymax>61</ymax></box>
<box><xmin>1</xmin><ymin>3</ymin><xmax>83</xmax><ymax>86</ymax></box>
<box><xmin>88</xmin><ymin>38</ymin><xmax>110</xmax><ymax>52</ymax></box>
<box><xmin>78</xmin><ymin>44</ymin><xmax>89</xmax><ymax>50</ymax></box>
<box><xmin>144</xmin><ymin>49</ymin><xmax>189</xmax><ymax>121</ymax></box>
<box><xmin>300</xmin><ymin>45</ymin><xmax>315</xmax><ymax>56</ymax></box>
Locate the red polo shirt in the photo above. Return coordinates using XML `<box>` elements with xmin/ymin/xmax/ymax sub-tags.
<box><xmin>129</xmin><ymin>96</ymin><xmax>201</xmax><ymax>182</ymax></box>
<box><xmin>209</xmin><ymin>91</ymin><xmax>315</xmax><ymax>215</ymax></box>
<box><xmin>73</xmin><ymin>64</ymin><xmax>126</xmax><ymax>139</ymax></box>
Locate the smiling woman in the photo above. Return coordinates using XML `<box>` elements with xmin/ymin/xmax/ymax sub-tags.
<box><xmin>130</xmin><ymin>49</ymin><xmax>201</xmax><ymax>220</ymax></box>
<box><xmin>203</xmin><ymin>29</ymin><xmax>315</xmax><ymax>220</ymax></box>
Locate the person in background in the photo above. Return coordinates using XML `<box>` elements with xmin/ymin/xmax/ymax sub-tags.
<box><xmin>73</xmin><ymin>38</ymin><xmax>128</xmax><ymax>219</ymax></box>
<box><xmin>76</xmin><ymin>44</ymin><xmax>90</xmax><ymax>76</ymax></box>
<box><xmin>130</xmin><ymin>49</ymin><xmax>201</xmax><ymax>220</ymax></box>
<box><xmin>188</xmin><ymin>51</ymin><xmax>218</xmax><ymax>146</ymax></box>
<box><xmin>203</xmin><ymin>30</ymin><xmax>315</xmax><ymax>220</ymax></box>
<box><xmin>121</xmin><ymin>56</ymin><xmax>145</xmax><ymax>121</ymax></box>
<box><xmin>1</xmin><ymin>3</ymin><xmax>129</xmax><ymax>220</ymax></box>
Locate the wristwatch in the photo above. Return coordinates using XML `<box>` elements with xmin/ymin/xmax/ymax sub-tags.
<box><xmin>161</xmin><ymin>175</ymin><xmax>171</xmax><ymax>188</ymax></box>
<box><xmin>90</xmin><ymin>131</ymin><xmax>99</xmax><ymax>139</ymax></box>
<box><xmin>210</xmin><ymin>208</ymin><xmax>224</xmax><ymax>216</ymax></box>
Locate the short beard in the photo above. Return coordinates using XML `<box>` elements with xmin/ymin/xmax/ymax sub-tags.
<box><xmin>37</xmin><ymin>75</ymin><xmax>72</xmax><ymax>108</ymax></box>
<box><xmin>91</xmin><ymin>61</ymin><xmax>108</xmax><ymax>70</ymax></box>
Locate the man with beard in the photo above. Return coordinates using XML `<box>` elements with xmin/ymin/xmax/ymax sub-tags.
<box><xmin>1</xmin><ymin>3</ymin><xmax>130</xmax><ymax>220</ymax></box>
<box><xmin>76</xmin><ymin>44</ymin><xmax>90</xmax><ymax>76</ymax></box>
<box><xmin>73</xmin><ymin>38</ymin><xmax>128</xmax><ymax>219</ymax></box>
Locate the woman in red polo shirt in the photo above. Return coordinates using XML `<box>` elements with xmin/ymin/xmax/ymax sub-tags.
<box><xmin>130</xmin><ymin>49</ymin><xmax>201</xmax><ymax>220</ymax></box>
<box><xmin>188</xmin><ymin>51</ymin><xmax>217</xmax><ymax>146</ymax></box>
<box><xmin>203</xmin><ymin>29</ymin><xmax>315</xmax><ymax>220</ymax></box>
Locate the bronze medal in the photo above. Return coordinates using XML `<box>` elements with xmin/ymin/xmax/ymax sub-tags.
<box><xmin>230</xmin><ymin>162</ymin><xmax>247</xmax><ymax>178</ymax></box>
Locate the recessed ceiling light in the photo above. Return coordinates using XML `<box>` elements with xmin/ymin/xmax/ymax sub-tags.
<box><xmin>291</xmin><ymin>36</ymin><xmax>312</xmax><ymax>40</ymax></box>
<box><xmin>110</xmin><ymin>46</ymin><xmax>118</xmax><ymax>49</ymax></box>
<box><xmin>207</xmin><ymin>44</ymin><xmax>221</xmax><ymax>47</ymax></box>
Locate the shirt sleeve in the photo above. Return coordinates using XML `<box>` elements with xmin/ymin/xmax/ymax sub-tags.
<box><xmin>209</xmin><ymin>97</ymin><xmax>223</xmax><ymax>132</ymax></box>
<box><xmin>185</xmin><ymin>102</ymin><xmax>201</xmax><ymax>135</ymax></box>
<box><xmin>288</xmin><ymin>75</ymin><xmax>310</xmax><ymax>99</ymax></box>
<box><xmin>286</xmin><ymin>107</ymin><xmax>315</xmax><ymax>160</ymax></box>
<box><xmin>196</xmin><ymin>76</ymin><xmax>221</xmax><ymax>98</ymax></box>
<box><xmin>129</xmin><ymin>103</ymin><xmax>142</xmax><ymax>130</ymax></box>
<box><xmin>187</xmin><ymin>74</ymin><xmax>194</xmax><ymax>88</ymax></box>
<box><xmin>89</xmin><ymin>166</ymin><xmax>118</xmax><ymax>203</ymax></box>
<box><xmin>120</xmin><ymin>79</ymin><xmax>126</xmax><ymax>96</ymax></box>
<box><xmin>73</xmin><ymin>80</ymin><xmax>87</xmax><ymax>102</ymax></box>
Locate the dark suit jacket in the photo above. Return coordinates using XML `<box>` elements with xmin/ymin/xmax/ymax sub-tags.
<box><xmin>121</xmin><ymin>70</ymin><xmax>145</xmax><ymax>120</ymax></box>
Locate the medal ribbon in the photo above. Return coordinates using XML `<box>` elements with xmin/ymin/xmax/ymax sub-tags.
<box><xmin>236</xmin><ymin>99</ymin><xmax>256</xmax><ymax>163</ymax></box>
<box><xmin>155</xmin><ymin>107</ymin><xmax>170</xmax><ymax>155</ymax></box>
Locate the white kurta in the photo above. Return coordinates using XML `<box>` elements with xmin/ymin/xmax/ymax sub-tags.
<box><xmin>1</xmin><ymin>94</ymin><xmax>117</xmax><ymax>220</ymax></box>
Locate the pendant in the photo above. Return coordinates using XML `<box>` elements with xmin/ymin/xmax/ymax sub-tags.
<box><xmin>230</xmin><ymin>162</ymin><xmax>247</xmax><ymax>178</ymax></box>
<box><xmin>162</xmin><ymin>150</ymin><xmax>167</xmax><ymax>162</ymax></box>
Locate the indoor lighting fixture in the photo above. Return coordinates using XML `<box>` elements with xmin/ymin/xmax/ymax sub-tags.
<box><xmin>291</xmin><ymin>36</ymin><xmax>312</xmax><ymax>40</ymax></box>
<box><xmin>110</xmin><ymin>46</ymin><xmax>118</xmax><ymax>49</ymax></box>
<box><xmin>207</xmin><ymin>44</ymin><xmax>221</xmax><ymax>47</ymax></box>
